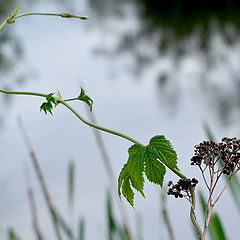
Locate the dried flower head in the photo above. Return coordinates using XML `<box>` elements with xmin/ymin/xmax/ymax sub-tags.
<box><xmin>167</xmin><ymin>178</ymin><xmax>198</xmax><ymax>200</ymax></box>
<box><xmin>191</xmin><ymin>137</ymin><xmax>240</xmax><ymax>176</ymax></box>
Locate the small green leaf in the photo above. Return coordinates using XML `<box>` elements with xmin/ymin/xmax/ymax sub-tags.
<box><xmin>40</xmin><ymin>93</ymin><xmax>56</xmax><ymax>115</ymax></box>
<box><xmin>46</xmin><ymin>93</ymin><xmax>56</xmax><ymax>103</ymax></box>
<box><xmin>40</xmin><ymin>102</ymin><xmax>53</xmax><ymax>115</ymax></box>
<box><xmin>77</xmin><ymin>87</ymin><xmax>93</xmax><ymax>112</ymax></box>
<box><xmin>40</xmin><ymin>102</ymin><xmax>46</xmax><ymax>113</ymax></box>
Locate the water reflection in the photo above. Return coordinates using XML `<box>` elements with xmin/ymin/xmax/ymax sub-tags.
<box><xmin>88</xmin><ymin>0</ymin><xmax>240</xmax><ymax>125</ymax></box>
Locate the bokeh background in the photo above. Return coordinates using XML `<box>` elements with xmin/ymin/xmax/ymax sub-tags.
<box><xmin>1</xmin><ymin>0</ymin><xmax>240</xmax><ymax>239</ymax></box>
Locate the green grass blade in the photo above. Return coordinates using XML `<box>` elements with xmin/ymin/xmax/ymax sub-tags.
<box><xmin>7</xmin><ymin>228</ymin><xmax>21</xmax><ymax>240</ymax></box>
<box><xmin>67</xmin><ymin>160</ymin><xmax>75</xmax><ymax>208</ymax></box>
<box><xmin>106</xmin><ymin>190</ymin><xmax>129</xmax><ymax>240</ymax></box>
<box><xmin>198</xmin><ymin>190</ymin><xmax>207</xmax><ymax>215</ymax></box>
<box><xmin>211</xmin><ymin>213</ymin><xmax>227</xmax><ymax>240</ymax></box>
<box><xmin>228</xmin><ymin>175</ymin><xmax>240</xmax><ymax>207</ymax></box>
<box><xmin>78</xmin><ymin>217</ymin><xmax>85</xmax><ymax>240</ymax></box>
<box><xmin>106</xmin><ymin>190</ymin><xmax>116</xmax><ymax>240</ymax></box>
<box><xmin>55</xmin><ymin>210</ymin><xmax>74</xmax><ymax>240</ymax></box>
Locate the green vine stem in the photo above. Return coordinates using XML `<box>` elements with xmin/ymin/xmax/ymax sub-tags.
<box><xmin>0</xmin><ymin>89</ymin><xmax>142</xmax><ymax>145</ymax></box>
<box><xmin>0</xmin><ymin>89</ymin><xmax>47</xmax><ymax>98</ymax></box>
<box><xmin>63</xmin><ymin>97</ymin><xmax>79</xmax><ymax>102</ymax></box>
<box><xmin>0</xmin><ymin>19</ymin><xmax>8</xmax><ymax>30</ymax></box>
<box><xmin>0</xmin><ymin>10</ymin><xmax>88</xmax><ymax>31</ymax></box>
<box><xmin>58</xmin><ymin>99</ymin><xmax>144</xmax><ymax>146</ymax></box>
<box><xmin>13</xmin><ymin>12</ymin><xmax>88</xmax><ymax>20</ymax></box>
<box><xmin>0</xmin><ymin>88</ymin><xmax>202</xmax><ymax>238</ymax></box>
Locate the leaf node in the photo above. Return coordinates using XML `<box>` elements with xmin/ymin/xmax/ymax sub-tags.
<box><xmin>7</xmin><ymin>6</ymin><xmax>19</xmax><ymax>24</ymax></box>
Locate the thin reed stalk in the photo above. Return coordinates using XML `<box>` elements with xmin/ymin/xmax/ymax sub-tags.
<box><xmin>18</xmin><ymin>117</ymin><xmax>63</xmax><ymax>240</ymax></box>
<box><xmin>24</xmin><ymin>166</ymin><xmax>44</xmax><ymax>240</ymax></box>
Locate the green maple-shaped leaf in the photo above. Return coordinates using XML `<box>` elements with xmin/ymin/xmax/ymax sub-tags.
<box><xmin>77</xmin><ymin>87</ymin><xmax>93</xmax><ymax>112</ymax></box>
<box><xmin>118</xmin><ymin>135</ymin><xmax>179</xmax><ymax>206</ymax></box>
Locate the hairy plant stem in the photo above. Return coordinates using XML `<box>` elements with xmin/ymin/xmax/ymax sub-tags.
<box><xmin>0</xmin><ymin>88</ymin><xmax>203</xmax><ymax>238</ymax></box>
<box><xmin>0</xmin><ymin>11</ymin><xmax>88</xmax><ymax>31</ymax></box>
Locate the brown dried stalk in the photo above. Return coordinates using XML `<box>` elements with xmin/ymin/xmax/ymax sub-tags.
<box><xmin>24</xmin><ymin>166</ymin><xmax>44</xmax><ymax>240</ymax></box>
<box><xmin>18</xmin><ymin>117</ymin><xmax>63</xmax><ymax>240</ymax></box>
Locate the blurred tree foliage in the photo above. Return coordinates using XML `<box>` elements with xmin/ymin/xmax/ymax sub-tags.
<box><xmin>0</xmin><ymin>0</ymin><xmax>22</xmax><ymax>74</ymax></box>
<box><xmin>89</xmin><ymin>0</ymin><xmax>240</xmax><ymax>57</ymax></box>
<box><xmin>89</xmin><ymin>0</ymin><xmax>240</xmax><ymax>125</ymax></box>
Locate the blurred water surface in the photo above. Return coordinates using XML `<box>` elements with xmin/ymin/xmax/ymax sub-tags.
<box><xmin>1</xmin><ymin>0</ymin><xmax>240</xmax><ymax>239</ymax></box>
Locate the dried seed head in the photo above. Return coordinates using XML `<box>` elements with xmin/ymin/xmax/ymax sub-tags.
<box><xmin>191</xmin><ymin>137</ymin><xmax>240</xmax><ymax>175</ymax></box>
<box><xmin>167</xmin><ymin>178</ymin><xmax>198</xmax><ymax>199</ymax></box>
